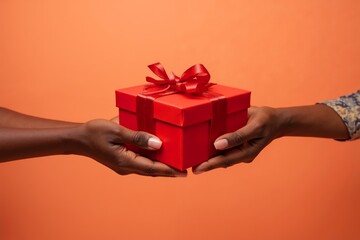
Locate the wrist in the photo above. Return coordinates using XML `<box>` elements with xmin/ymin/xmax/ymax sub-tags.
<box><xmin>274</xmin><ymin>107</ymin><xmax>292</xmax><ymax>138</ymax></box>
<box><xmin>61</xmin><ymin>123</ymin><xmax>88</xmax><ymax>156</ymax></box>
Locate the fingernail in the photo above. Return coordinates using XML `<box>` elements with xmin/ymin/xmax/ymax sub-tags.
<box><xmin>214</xmin><ymin>139</ymin><xmax>228</xmax><ymax>150</ymax></box>
<box><xmin>148</xmin><ymin>137</ymin><xmax>162</xmax><ymax>149</ymax></box>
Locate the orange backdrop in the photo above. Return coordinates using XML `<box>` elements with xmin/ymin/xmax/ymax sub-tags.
<box><xmin>0</xmin><ymin>1</ymin><xmax>359</xmax><ymax>239</ymax></box>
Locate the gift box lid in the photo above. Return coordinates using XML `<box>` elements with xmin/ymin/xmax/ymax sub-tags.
<box><xmin>116</xmin><ymin>84</ymin><xmax>251</xmax><ymax>127</ymax></box>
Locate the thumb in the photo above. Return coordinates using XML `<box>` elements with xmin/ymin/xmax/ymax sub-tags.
<box><xmin>214</xmin><ymin>123</ymin><xmax>257</xmax><ymax>150</ymax></box>
<box><xmin>120</xmin><ymin>126</ymin><xmax>162</xmax><ymax>150</ymax></box>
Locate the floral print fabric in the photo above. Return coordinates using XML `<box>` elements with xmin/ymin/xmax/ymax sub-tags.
<box><xmin>320</xmin><ymin>90</ymin><xmax>360</xmax><ymax>140</ymax></box>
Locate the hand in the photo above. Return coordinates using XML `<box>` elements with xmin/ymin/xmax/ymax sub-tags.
<box><xmin>76</xmin><ymin>119</ymin><xmax>187</xmax><ymax>177</ymax></box>
<box><xmin>193</xmin><ymin>107</ymin><xmax>281</xmax><ymax>174</ymax></box>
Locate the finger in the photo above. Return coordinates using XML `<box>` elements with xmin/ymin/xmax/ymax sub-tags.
<box><xmin>192</xmin><ymin>148</ymin><xmax>253</xmax><ymax>174</ymax></box>
<box><xmin>128</xmin><ymin>154</ymin><xmax>187</xmax><ymax>177</ymax></box>
<box><xmin>213</xmin><ymin>123</ymin><xmax>260</xmax><ymax>150</ymax></box>
<box><xmin>195</xmin><ymin>134</ymin><xmax>271</xmax><ymax>175</ymax></box>
<box><xmin>119</xmin><ymin>126</ymin><xmax>162</xmax><ymax>150</ymax></box>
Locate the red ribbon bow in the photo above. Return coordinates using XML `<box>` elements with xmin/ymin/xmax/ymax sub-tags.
<box><xmin>144</xmin><ymin>62</ymin><xmax>213</xmax><ymax>95</ymax></box>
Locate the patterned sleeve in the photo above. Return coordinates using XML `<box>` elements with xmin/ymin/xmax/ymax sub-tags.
<box><xmin>319</xmin><ymin>90</ymin><xmax>360</xmax><ymax>140</ymax></box>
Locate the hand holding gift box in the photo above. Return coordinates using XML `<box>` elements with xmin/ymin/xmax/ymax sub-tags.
<box><xmin>116</xmin><ymin>63</ymin><xmax>251</xmax><ymax>171</ymax></box>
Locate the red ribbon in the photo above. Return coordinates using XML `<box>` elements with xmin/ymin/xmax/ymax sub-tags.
<box><xmin>136</xmin><ymin>63</ymin><xmax>227</xmax><ymax>161</ymax></box>
<box><xmin>143</xmin><ymin>62</ymin><xmax>214</xmax><ymax>95</ymax></box>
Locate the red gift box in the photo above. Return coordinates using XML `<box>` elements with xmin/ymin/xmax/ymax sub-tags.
<box><xmin>115</xmin><ymin>63</ymin><xmax>251</xmax><ymax>170</ymax></box>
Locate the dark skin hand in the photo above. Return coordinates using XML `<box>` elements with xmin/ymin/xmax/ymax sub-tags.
<box><xmin>193</xmin><ymin>104</ymin><xmax>350</xmax><ymax>174</ymax></box>
<box><xmin>0</xmin><ymin>107</ymin><xmax>187</xmax><ymax>177</ymax></box>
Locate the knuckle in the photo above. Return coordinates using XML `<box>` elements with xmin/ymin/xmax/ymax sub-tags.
<box><xmin>115</xmin><ymin>151</ymin><xmax>134</xmax><ymax>168</ymax></box>
<box><xmin>230</xmin><ymin>132</ymin><xmax>245</xmax><ymax>145</ymax></box>
<box><xmin>221</xmin><ymin>158</ymin><xmax>235</xmax><ymax>168</ymax></box>
<box><xmin>145</xmin><ymin>162</ymin><xmax>156</xmax><ymax>175</ymax></box>
<box><xmin>132</xmin><ymin>131</ymin><xmax>148</xmax><ymax>147</ymax></box>
<box><xmin>113</xmin><ymin>125</ymin><xmax>123</xmax><ymax>135</ymax></box>
<box><xmin>252</xmin><ymin>121</ymin><xmax>266</xmax><ymax>134</ymax></box>
<box><xmin>116</xmin><ymin>158</ymin><xmax>129</xmax><ymax>169</ymax></box>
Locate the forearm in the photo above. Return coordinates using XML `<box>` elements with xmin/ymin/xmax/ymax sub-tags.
<box><xmin>276</xmin><ymin>104</ymin><xmax>350</xmax><ymax>140</ymax></box>
<box><xmin>0</xmin><ymin>126</ymin><xmax>84</xmax><ymax>163</ymax></box>
<box><xmin>0</xmin><ymin>107</ymin><xmax>79</xmax><ymax>128</ymax></box>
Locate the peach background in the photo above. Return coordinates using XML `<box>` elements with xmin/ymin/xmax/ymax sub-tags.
<box><xmin>0</xmin><ymin>0</ymin><xmax>359</xmax><ymax>239</ymax></box>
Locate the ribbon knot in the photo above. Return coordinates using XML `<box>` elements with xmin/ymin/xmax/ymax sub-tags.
<box><xmin>144</xmin><ymin>62</ymin><xmax>213</xmax><ymax>95</ymax></box>
<box><xmin>167</xmin><ymin>72</ymin><xmax>177</xmax><ymax>86</ymax></box>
